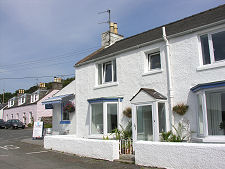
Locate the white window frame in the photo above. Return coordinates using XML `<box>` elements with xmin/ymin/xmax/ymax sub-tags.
<box><xmin>97</xmin><ymin>60</ymin><xmax>116</xmax><ymax>85</ymax></box>
<box><xmin>199</xmin><ymin>28</ymin><xmax>225</xmax><ymax>66</ymax></box>
<box><xmin>89</xmin><ymin>101</ymin><xmax>119</xmax><ymax>137</ymax></box>
<box><xmin>197</xmin><ymin>87</ymin><xmax>225</xmax><ymax>138</ymax></box>
<box><xmin>148</xmin><ymin>52</ymin><xmax>161</xmax><ymax>71</ymax></box>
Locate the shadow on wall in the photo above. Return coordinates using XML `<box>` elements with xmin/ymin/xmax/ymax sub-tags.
<box><xmin>173</xmin><ymin>91</ymin><xmax>198</xmax><ymax>137</ymax></box>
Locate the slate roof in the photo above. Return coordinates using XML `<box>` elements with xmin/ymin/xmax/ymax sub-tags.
<box><xmin>75</xmin><ymin>4</ymin><xmax>225</xmax><ymax>66</ymax></box>
<box><xmin>0</xmin><ymin>103</ymin><xmax>7</xmax><ymax>110</ymax></box>
<box><xmin>5</xmin><ymin>90</ymin><xmax>53</xmax><ymax>110</ymax></box>
<box><xmin>130</xmin><ymin>88</ymin><xmax>167</xmax><ymax>101</ymax></box>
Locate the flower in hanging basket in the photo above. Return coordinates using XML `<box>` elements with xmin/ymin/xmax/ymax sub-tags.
<box><xmin>173</xmin><ymin>103</ymin><xmax>188</xmax><ymax>116</ymax></box>
<box><xmin>63</xmin><ymin>102</ymin><xmax>75</xmax><ymax>113</ymax></box>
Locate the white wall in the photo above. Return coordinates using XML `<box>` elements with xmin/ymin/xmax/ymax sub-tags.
<box><xmin>76</xmin><ymin>41</ymin><xmax>168</xmax><ymax>138</ymax></box>
<box><xmin>75</xmin><ymin>23</ymin><xmax>225</xmax><ymax>138</ymax></box>
<box><xmin>135</xmin><ymin>141</ymin><xmax>225</xmax><ymax>169</ymax></box>
<box><xmin>52</xmin><ymin>80</ymin><xmax>76</xmax><ymax>135</ymax></box>
<box><xmin>44</xmin><ymin>135</ymin><xmax>119</xmax><ymax>161</ymax></box>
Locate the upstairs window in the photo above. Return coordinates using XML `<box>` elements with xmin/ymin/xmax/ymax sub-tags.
<box><xmin>148</xmin><ymin>52</ymin><xmax>161</xmax><ymax>70</ymax></box>
<box><xmin>98</xmin><ymin>60</ymin><xmax>117</xmax><ymax>85</ymax></box>
<box><xmin>21</xmin><ymin>96</ymin><xmax>25</xmax><ymax>104</ymax></box>
<box><xmin>200</xmin><ymin>30</ymin><xmax>225</xmax><ymax>65</ymax></box>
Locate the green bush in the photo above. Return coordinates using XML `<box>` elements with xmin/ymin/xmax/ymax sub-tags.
<box><xmin>44</xmin><ymin>123</ymin><xmax>52</xmax><ymax>128</ymax></box>
<box><xmin>27</xmin><ymin>123</ymin><xmax>33</xmax><ymax>127</ymax></box>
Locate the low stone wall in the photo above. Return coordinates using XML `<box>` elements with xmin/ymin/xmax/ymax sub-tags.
<box><xmin>44</xmin><ymin>135</ymin><xmax>119</xmax><ymax>161</ymax></box>
<box><xmin>135</xmin><ymin>141</ymin><xmax>225</xmax><ymax>169</ymax></box>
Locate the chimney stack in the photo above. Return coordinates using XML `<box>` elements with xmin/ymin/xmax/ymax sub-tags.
<box><xmin>101</xmin><ymin>22</ymin><xmax>123</xmax><ymax>48</ymax></box>
<box><xmin>52</xmin><ymin>77</ymin><xmax>63</xmax><ymax>90</ymax></box>
<box><xmin>17</xmin><ymin>89</ymin><xmax>24</xmax><ymax>97</ymax></box>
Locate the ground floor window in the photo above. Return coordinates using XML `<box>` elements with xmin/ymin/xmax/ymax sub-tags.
<box><xmin>62</xmin><ymin>102</ymin><xmax>70</xmax><ymax>121</ymax></box>
<box><xmin>198</xmin><ymin>90</ymin><xmax>225</xmax><ymax>136</ymax></box>
<box><xmin>90</xmin><ymin>102</ymin><xmax>118</xmax><ymax>135</ymax></box>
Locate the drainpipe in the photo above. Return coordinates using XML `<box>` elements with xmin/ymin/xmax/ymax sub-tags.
<box><xmin>162</xmin><ymin>27</ymin><xmax>174</xmax><ymax>130</ymax></box>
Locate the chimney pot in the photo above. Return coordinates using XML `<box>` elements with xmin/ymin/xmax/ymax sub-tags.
<box><xmin>114</xmin><ymin>23</ymin><xmax>118</xmax><ymax>34</ymax></box>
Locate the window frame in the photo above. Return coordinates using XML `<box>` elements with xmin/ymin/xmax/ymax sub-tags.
<box><xmin>89</xmin><ymin>101</ymin><xmax>119</xmax><ymax>137</ymax></box>
<box><xmin>197</xmin><ymin>87</ymin><xmax>225</xmax><ymax>138</ymax></box>
<box><xmin>148</xmin><ymin>51</ymin><xmax>161</xmax><ymax>71</ymax></box>
<box><xmin>96</xmin><ymin>59</ymin><xmax>117</xmax><ymax>86</ymax></box>
<box><xmin>199</xmin><ymin>28</ymin><xmax>225</xmax><ymax>66</ymax></box>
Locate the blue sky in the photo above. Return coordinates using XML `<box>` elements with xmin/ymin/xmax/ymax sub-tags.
<box><xmin>0</xmin><ymin>0</ymin><xmax>224</xmax><ymax>93</ymax></box>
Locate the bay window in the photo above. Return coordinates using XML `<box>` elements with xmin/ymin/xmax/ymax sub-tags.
<box><xmin>97</xmin><ymin>60</ymin><xmax>117</xmax><ymax>85</ymax></box>
<box><xmin>90</xmin><ymin>100</ymin><xmax>119</xmax><ymax>136</ymax></box>
<box><xmin>197</xmin><ymin>89</ymin><xmax>225</xmax><ymax>136</ymax></box>
<box><xmin>200</xmin><ymin>30</ymin><xmax>225</xmax><ymax>65</ymax></box>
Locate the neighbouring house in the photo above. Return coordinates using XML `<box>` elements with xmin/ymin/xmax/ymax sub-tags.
<box><xmin>44</xmin><ymin>5</ymin><xmax>225</xmax><ymax>168</ymax></box>
<box><xmin>3</xmin><ymin>78</ymin><xmax>62</xmax><ymax>125</ymax></box>
<box><xmin>42</xmin><ymin>80</ymin><xmax>75</xmax><ymax>135</ymax></box>
<box><xmin>0</xmin><ymin>103</ymin><xmax>7</xmax><ymax>119</ymax></box>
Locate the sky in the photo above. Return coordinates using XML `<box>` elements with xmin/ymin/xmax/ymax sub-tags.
<box><xmin>0</xmin><ymin>0</ymin><xmax>224</xmax><ymax>93</ymax></box>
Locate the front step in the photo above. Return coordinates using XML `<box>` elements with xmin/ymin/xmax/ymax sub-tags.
<box><xmin>114</xmin><ymin>154</ymin><xmax>135</xmax><ymax>164</ymax></box>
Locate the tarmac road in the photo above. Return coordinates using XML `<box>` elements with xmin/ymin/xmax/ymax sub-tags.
<box><xmin>0</xmin><ymin>128</ymin><xmax>153</xmax><ymax>169</ymax></box>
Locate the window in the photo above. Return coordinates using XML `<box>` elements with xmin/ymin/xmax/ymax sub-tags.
<box><xmin>148</xmin><ymin>52</ymin><xmax>161</xmax><ymax>70</ymax></box>
<box><xmin>197</xmin><ymin>89</ymin><xmax>225</xmax><ymax>136</ymax></box>
<box><xmin>62</xmin><ymin>102</ymin><xmax>70</xmax><ymax>121</ymax></box>
<box><xmin>206</xmin><ymin>91</ymin><xmax>225</xmax><ymax>135</ymax></box>
<box><xmin>97</xmin><ymin>60</ymin><xmax>117</xmax><ymax>85</ymax></box>
<box><xmin>158</xmin><ymin>103</ymin><xmax>166</xmax><ymax>133</ymax></box>
<box><xmin>91</xmin><ymin>102</ymin><xmax>118</xmax><ymax>135</ymax></box>
<box><xmin>200</xmin><ymin>30</ymin><xmax>225</xmax><ymax>65</ymax></box>
<box><xmin>91</xmin><ymin>103</ymin><xmax>103</xmax><ymax>134</ymax></box>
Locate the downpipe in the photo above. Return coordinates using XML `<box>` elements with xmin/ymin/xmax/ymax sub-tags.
<box><xmin>162</xmin><ymin>26</ymin><xmax>174</xmax><ymax>130</ymax></box>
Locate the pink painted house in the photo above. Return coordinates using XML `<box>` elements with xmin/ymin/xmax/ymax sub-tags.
<box><xmin>3</xmin><ymin>81</ymin><xmax>62</xmax><ymax>124</ymax></box>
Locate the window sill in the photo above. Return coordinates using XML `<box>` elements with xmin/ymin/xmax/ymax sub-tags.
<box><xmin>142</xmin><ymin>69</ymin><xmax>163</xmax><ymax>76</ymax></box>
<box><xmin>94</xmin><ymin>82</ymin><xmax>119</xmax><ymax>90</ymax></box>
<box><xmin>60</xmin><ymin>121</ymin><xmax>71</xmax><ymax>124</ymax></box>
<box><xmin>197</xmin><ymin>61</ymin><xmax>225</xmax><ymax>71</ymax></box>
<box><xmin>192</xmin><ymin>136</ymin><xmax>225</xmax><ymax>143</ymax></box>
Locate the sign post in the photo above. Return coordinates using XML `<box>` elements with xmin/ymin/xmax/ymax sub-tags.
<box><xmin>32</xmin><ymin>121</ymin><xmax>44</xmax><ymax>139</ymax></box>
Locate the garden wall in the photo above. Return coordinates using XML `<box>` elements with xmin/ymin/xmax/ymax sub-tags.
<box><xmin>135</xmin><ymin>141</ymin><xmax>225</xmax><ymax>169</ymax></box>
<box><xmin>44</xmin><ymin>135</ymin><xmax>119</xmax><ymax>161</ymax></box>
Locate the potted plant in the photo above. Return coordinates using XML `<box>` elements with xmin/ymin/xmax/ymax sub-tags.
<box><xmin>219</xmin><ymin>121</ymin><xmax>225</xmax><ymax>135</ymax></box>
<box><xmin>173</xmin><ymin>103</ymin><xmax>189</xmax><ymax>116</ymax></box>
<box><xmin>63</xmin><ymin>102</ymin><xmax>75</xmax><ymax>113</ymax></box>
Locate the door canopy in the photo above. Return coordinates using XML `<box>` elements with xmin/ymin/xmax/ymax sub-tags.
<box><xmin>130</xmin><ymin>88</ymin><xmax>167</xmax><ymax>104</ymax></box>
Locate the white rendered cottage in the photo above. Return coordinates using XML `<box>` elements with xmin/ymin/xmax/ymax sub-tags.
<box><xmin>44</xmin><ymin>5</ymin><xmax>225</xmax><ymax>168</ymax></box>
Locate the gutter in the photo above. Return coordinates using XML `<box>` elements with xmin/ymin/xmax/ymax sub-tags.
<box><xmin>162</xmin><ymin>26</ymin><xmax>174</xmax><ymax>129</ymax></box>
<box><xmin>75</xmin><ymin>19</ymin><xmax>225</xmax><ymax>67</ymax></box>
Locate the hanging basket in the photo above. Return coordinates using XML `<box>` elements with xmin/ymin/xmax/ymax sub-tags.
<box><xmin>63</xmin><ymin>102</ymin><xmax>75</xmax><ymax>113</ymax></box>
<box><xmin>173</xmin><ymin>103</ymin><xmax>188</xmax><ymax>116</ymax></box>
<box><xmin>123</xmin><ymin>107</ymin><xmax>132</xmax><ymax>118</ymax></box>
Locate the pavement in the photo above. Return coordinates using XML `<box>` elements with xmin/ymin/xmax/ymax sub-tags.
<box><xmin>0</xmin><ymin>128</ymin><xmax>160</xmax><ymax>169</ymax></box>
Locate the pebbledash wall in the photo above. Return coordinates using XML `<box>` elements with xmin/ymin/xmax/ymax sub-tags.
<box><xmin>3</xmin><ymin>90</ymin><xmax>58</xmax><ymax>124</ymax></box>
<box><xmin>75</xmin><ymin>23</ymin><xmax>225</xmax><ymax>138</ymax></box>
<box><xmin>135</xmin><ymin>141</ymin><xmax>225</xmax><ymax>169</ymax></box>
<box><xmin>52</xmin><ymin>80</ymin><xmax>76</xmax><ymax>135</ymax></box>
<box><xmin>44</xmin><ymin>135</ymin><xmax>119</xmax><ymax>161</ymax></box>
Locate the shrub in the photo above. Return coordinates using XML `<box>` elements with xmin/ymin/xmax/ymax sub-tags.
<box><xmin>27</xmin><ymin>123</ymin><xmax>32</xmax><ymax>127</ymax></box>
<box><xmin>44</xmin><ymin>123</ymin><xmax>52</xmax><ymax>128</ymax></box>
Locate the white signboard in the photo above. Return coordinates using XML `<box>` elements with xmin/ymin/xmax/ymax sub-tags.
<box><xmin>32</xmin><ymin>121</ymin><xmax>44</xmax><ymax>138</ymax></box>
